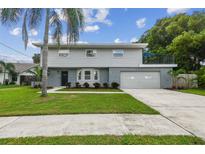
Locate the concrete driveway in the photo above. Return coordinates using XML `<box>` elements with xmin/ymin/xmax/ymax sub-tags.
<box><xmin>124</xmin><ymin>89</ymin><xmax>205</xmax><ymax>140</ymax></box>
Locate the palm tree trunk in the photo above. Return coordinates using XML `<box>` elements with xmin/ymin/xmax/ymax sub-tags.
<box><xmin>41</xmin><ymin>9</ymin><xmax>50</xmax><ymax>96</ymax></box>
<box><xmin>3</xmin><ymin>70</ymin><xmax>5</xmax><ymax>84</ymax></box>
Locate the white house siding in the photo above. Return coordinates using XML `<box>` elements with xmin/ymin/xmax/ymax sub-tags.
<box><xmin>47</xmin><ymin>48</ymin><xmax>143</xmax><ymax>68</ymax></box>
<box><xmin>0</xmin><ymin>73</ymin><xmax>11</xmax><ymax>84</ymax></box>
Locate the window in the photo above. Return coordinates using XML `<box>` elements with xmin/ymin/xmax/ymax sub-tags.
<box><xmin>58</xmin><ymin>50</ymin><xmax>70</xmax><ymax>57</ymax></box>
<box><xmin>93</xmin><ymin>70</ymin><xmax>98</xmax><ymax>80</ymax></box>
<box><xmin>113</xmin><ymin>50</ymin><xmax>124</xmax><ymax>57</ymax></box>
<box><xmin>84</xmin><ymin>71</ymin><xmax>91</xmax><ymax>80</ymax></box>
<box><xmin>86</xmin><ymin>49</ymin><xmax>96</xmax><ymax>57</ymax></box>
<box><xmin>78</xmin><ymin>71</ymin><xmax>82</xmax><ymax>80</ymax></box>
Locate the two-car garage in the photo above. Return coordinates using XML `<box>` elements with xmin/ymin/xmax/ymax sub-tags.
<box><xmin>120</xmin><ymin>72</ymin><xmax>161</xmax><ymax>89</ymax></box>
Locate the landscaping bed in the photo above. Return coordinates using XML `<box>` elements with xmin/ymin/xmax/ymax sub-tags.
<box><xmin>0</xmin><ymin>135</ymin><xmax>204</xmax><ymax>145</ymax></box>
<box><xmin>0</xmin><ymin>87</ymin><xmax>158</xmax><ymax>116</ymax></box>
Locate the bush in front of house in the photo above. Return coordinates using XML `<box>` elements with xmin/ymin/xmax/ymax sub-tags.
<box><xmin>103</xmin><ymin>82</ymin><xmax>109</xmax><ymax>88</ymax></box>
<box><xmin>93</xmin><ymin>82</ymin><xmax>101</xmax><ymax>88</ymax></box>
<box><xmin>65</xmin><ymin>82</ymin><xmax>71</xmax><ymax>88</ymax></box>
<box><xmin>194</xmin><ymin>66</ymin><xmax>205</xmax><ymax>88</ymax></box>
<box><xmin>111</xmin><ymin>82</ymin><xmax>120</xmax><ymax>89</ymax></box>
<box><xmin>83</xmin><ymin>82</ymin><xmax>90</xmax><ymax>88</ymax></box>
<box><xmin>75</xmin><ymin>82</ymin><xmax>81</xmax><ymax>88</ymax></box>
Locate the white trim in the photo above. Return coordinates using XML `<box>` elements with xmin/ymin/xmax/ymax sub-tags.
<box><xmin>139</xmin><ymin>64</ymin><xmax>178</xmax><ymax>68</ymax></box>
<box><xmin>76</xmin><ymin>68</ymin><xmax>100</xmax><ymax>82</ymax></box>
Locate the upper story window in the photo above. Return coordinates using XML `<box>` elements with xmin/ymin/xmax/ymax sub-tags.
<box><xmin>58</xmin><ymin>50</ymin><xmax>70</xmax><ymax>57</ymax></box>
<box><xmin>86</xmin><ymin>49</ymin><xmax>96</xmax><ymax>57</ymax></box>
<box><xmin>113</xmin><ymin>50</ymin><xmax>124</xmax><ymax>57</ymax></box>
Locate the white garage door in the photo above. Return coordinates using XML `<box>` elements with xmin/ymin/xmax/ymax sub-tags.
<box><xmin>120</xmin><ymin>72</ymin><xmax>160</xmax><ymax>89</ymax></box>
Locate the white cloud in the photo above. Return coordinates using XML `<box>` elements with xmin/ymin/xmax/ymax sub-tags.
<box><xmin>77</xmin><ymin>41</ymin><xmax>88</xmax><ymax>44</ymax></box>
<box><xmin>114</xmin><ymin>38</ymin><xmax>125</xmax><ymax>43</ymax></box>
<box><xmin>29</xmin><ymin>29</ymin><xmax>38</xmax><ymax>36</ymax></box>
<box><xmin>9</xmin><ymin>27</ymin><xmax>21</xmax><ymax>36</ymax></box>
<box><xmin>136</xmin><ymin>18</ymin><xmax>146</xmax><ymax>28</ymax></box>
<box><xmin>130</xmin><ymin>37</ymin><xmax>138</xmax><ymax>43</ymax></box>
<box><xmin>83</xmin><ymin>9</ymin><xmax>112</xmax><ymax>26</ymax></box>
<box><xmin>167</xmin><ymin>8</ymin><xmax>190</xmax><ymax>15</ymax></box>
<box><xmin>84</xmin><ymin>25</ymin><xmax>100</xmax><ymax>32</ymax></box>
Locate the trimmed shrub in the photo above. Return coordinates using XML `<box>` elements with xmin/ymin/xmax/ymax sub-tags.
<box><xmin>75</xmin><ymin>82</ymin><xmax>81</xmax><ymax>88</ymax></box>
<box><xmin>65</xmin><ymin>82</ymin><xmax>71</xmax><ymax>88</ymax></box>
<box><xmin>93</xmin><ymin>82</ymin><xmax>101</xmax><ymax>88</ymax></box>
<box><xmin>103</xmin><ymin>82</ymin><xmax>109</xmax><ymax>88</ymax></box>
<box><xmin>83</xmin><ymin>82</ymin><xmax>89</xmax><ymax>88</ymax></box>
<box><xmin>111</xmin><ymin>82</ymin><xmax>120</xmax><ymax>89</ymax></box>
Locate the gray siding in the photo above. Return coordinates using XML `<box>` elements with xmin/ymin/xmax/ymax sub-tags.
<box><xmin>48</xmin><ymin>68</ymin><xmax>109</xmax><ymax>87</ymax></box>
<box><xmin>108</xmin><ymin>67</ymin><xmax>172</xmax><ymax>88</ymax></box>
<box><xmin>100</xmin><ymin>68</ymin><xmax>109</xmax><ymax>83</ymax></box>
<box><xmin>47</xmin><ymin>48</ymin><xmax>142</xmax><ymax>68</ymax></box>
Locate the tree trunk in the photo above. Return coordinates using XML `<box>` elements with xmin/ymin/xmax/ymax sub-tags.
<box><xmin>3</xmin><ymin>69</ymin><xmax>5</xmax><ymax>84</ymax></box>
<box><xmin>41</xmin><ymin>9</ymin><xmax>50</xmax><ymax>96</ymax></box>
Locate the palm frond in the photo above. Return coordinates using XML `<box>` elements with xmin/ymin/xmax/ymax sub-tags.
<box><xmin>0</xmin><ymin>60</ymin><xmax>6</xmax><ymax>67</ymax></box>
<box><xmin>63</xmin><ymin>8</ymin><xmax>84</xmax><ymax>44</ymax></box>
<box><xmin>50</xmin><ymin>9</ymin><xmax>63</xmax><ymax>47</ymax></box>
<box><xmin>0</xmin><ymin>8</ymin><xmax>23</xmax><ymax>26</ymax></box>
<box><xmin>5</xmin><ymin>63</ymin><xmax>15</xmax><ymax>73</ymax></box>
<box><xmin>22</xmin><ymin>10</ymin><xmax>28</xmax><ymax>49</ymax></box>
<box><xmin>27</xmin><ymin>8</ymin><xmax>43</xmax><ymax>29</ymax></box>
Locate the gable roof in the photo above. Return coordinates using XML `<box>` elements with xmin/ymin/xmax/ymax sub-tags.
<box><xmin>33</xmin><ymin>43</ymin><xmax>148</xmax><ymax>49</ymax></box>
<box><xmin>12</xmin><ymin>63</ymin><xmax>37</xmax><ymax>73</ymax></box>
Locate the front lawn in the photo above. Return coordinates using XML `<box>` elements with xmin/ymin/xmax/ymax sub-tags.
<box><xmin>0</xmin><ymin>135</ymin><xmax>203</xmax><ymax>145</ymax></box>
<box><xmin>178</xmin><ymin>88</ymin><xmax>205</xmax><ymax>96</ymax></box>
<box><xmin>0</xmin><ymin>85</ymin><xmax>19</xmax><ymax>89</ymax></box>
<box><xmin>58</xmin><ymin>88</ymin><xmax>122</xmax><ymax>92</ymax></box>
<box><xmin>0</xmin><ymin>87</ymin><xmax>158</xmax><ymax>116</ymax></box>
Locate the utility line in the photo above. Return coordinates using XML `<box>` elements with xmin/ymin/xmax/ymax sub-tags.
<box><xmin>0</xmin><ymin>41</ymin><xmax>31</xmax><ymax>58</ymax></box>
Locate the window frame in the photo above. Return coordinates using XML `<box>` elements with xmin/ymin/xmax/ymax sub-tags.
<box><xmin>76</xmin><ymin>69</ymin><xmax>100</xmax><ymax>82</ymax></box>
<box><xmin>85</xmin><ymin>49</ymin><xmax>97</xmax><ymax>58</ymax></box>
<box><xmin>58</xmin><ymin>49</ymin><xmax>70</xmax><ymax>57</ymax></box>
<box><xmin>112</xmin><ymin>49</ymin><xmax>124</xmax><ymax>58</ymax></box>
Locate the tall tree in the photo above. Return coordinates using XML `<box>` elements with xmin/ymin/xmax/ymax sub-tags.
<box><xmin>139</xmin><ymin>11</ymin><xmax>205</xmax><ymax>71</ymax></box>
<box><xmin>32</xmin><ymin>53</ymin><xmax>40</xmax><ymax>64</ymax></box>
<box><xmin>0</xmin><ymin>61</ymin><xmax>15</xmax><ymax>84</ymax></box>
<box><xmin>0</xmin><ymin>9</ymin><xmax>84</xmax><ymax>96</ymax></box>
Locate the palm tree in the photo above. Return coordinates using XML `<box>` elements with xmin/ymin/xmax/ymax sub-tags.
<box><xmin>0</xmin><ymin>8</ymin><xmax>84</xmax><ymax>96</ymax></box>
<box><xmin>28</xmin><ymin>66</ymin><xmax>42</xmax><ymax>82</ymax></box>
<box><xmin>0</xmin><ymin>61</ymin><xmax>15</xmax><ymax>84</ymax></box>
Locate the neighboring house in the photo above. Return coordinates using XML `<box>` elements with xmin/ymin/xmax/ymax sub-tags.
<box><xmin>33</xmin><ymin>43</ymin><xmax>177</xmax><ymax>89</ymax></box>
<box><xmin>0</xmin><ymin>63</ymin><xmax>37</xmax><ymax>85</ymax></box>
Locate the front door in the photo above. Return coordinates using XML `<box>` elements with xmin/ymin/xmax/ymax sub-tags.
<box><xmin>61</xmin><ymin>71</ymin><xmax>68</xmax><ymax>86</ymax></box>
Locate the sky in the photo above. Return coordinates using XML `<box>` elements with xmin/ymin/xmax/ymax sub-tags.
<box><xmin>0</xmin><ymin>8</ymin><xmax>204</xmax><ymax>63</ymax></box>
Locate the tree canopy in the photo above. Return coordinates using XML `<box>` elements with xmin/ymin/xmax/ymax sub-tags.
<box><xmin>139</xmin><ymin>11</ymin><xmax>205</xmax><ymax>71</ymax></box>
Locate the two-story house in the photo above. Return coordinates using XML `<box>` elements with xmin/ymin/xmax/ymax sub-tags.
<box><xmin>33</xmin><ymin>43</ymin><xmax>177</xmax><ymax>89</ymax></box>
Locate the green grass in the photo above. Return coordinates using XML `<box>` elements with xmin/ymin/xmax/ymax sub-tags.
<box><xmin>0</xmin><ymin>87</ymin><xmax>158</xmax><ymax>116</ymax></box>
<box><xmin>58</xmin><ymin>88</ymin><xmax>122</xmax><ymax>92</ymax></box>
<box><xmin>0</xmin><ymin>84</ymin><xmax>19</xmax><ymax>89</ymax></box>
<box><xmin>178</xmin><ymin>88</ymin><xmax>205</xmax><ymax>96</ymax></box>
<box><xmin>0</xmin><ymin>135</ymin><xmax>204</xmax><ymax>145</ymax></box>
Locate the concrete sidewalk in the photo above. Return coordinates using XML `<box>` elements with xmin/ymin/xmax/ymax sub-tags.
<box><xmin>0</xmin><ymin>114</ymin><xmax>190</xmax><ymax>139</ymax></box>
